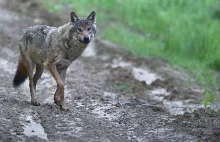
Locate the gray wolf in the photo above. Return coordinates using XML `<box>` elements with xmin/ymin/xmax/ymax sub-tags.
<box><xmin>13</xmin><ymin>11</ymin><xmax>96</xmax><ymax>110</ymax></box>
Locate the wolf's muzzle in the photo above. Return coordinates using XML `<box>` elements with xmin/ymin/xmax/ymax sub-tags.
<box><xmin>83</xmin><ymin>36</ymin><xmax>90</xmax><ymax>43</ymax></box>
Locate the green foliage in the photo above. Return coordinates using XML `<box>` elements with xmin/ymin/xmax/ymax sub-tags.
<box><xmin>202</xmin><ymin>89</ymin><xmax>214</xmax><ymax>108</ymax></box>
<box><xmin>116</xmin><ymin>83</ymin><xmax>132</xmax><ymax>93</ymax></box>
<box><xmin>209</xmin><ymin>59</ymin><xmax>220</xmax><ymax>70</ymax></box>
<box><xmin>218</xmin><ymin>110</ymin><xmax>220</xmax><ymax>115</ymax></box>
<box><xmin>41</xmin><ymin>0</ymin><xmax>220</xmax><ymax>87</ymax></box>
<box><xmin>40</xmin><ymin>1</ymin><xmax>63</xmax><ymax>14</ymax></box>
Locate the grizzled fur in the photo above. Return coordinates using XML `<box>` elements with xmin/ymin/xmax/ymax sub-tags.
<box><xmin>13</xmin><ymin>11</ymin><xmax>96</xmax><ymax>110</ymax></box>
<box><xmin>19</xmin><ymin>12</ymin><xmax>96</xmax><ymax>68</ymax></box>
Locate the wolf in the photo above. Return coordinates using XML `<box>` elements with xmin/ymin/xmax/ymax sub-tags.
<box><xmin>13</xmin><ymin>11</ymin><xmax>96</xmax><ymax>110</ymax></box>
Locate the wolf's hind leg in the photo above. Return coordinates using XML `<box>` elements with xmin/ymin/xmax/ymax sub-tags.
<box><xmin>27</xmin><ymin>61</ymin><xmax>40</xmax><ymax>106</ymax></box>
<box><xmin>33</xmin><ymin>64</ymin><xmax>44</xmax><ymax>91</ymax></box>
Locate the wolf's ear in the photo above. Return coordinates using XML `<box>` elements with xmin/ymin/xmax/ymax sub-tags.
<box><xmin>87</xmin><ymin>11</ymin><xmax>96</xmax><ymax>23</ymax></box>
<box><xmin>70</xmin><ymin>12</ymin><xmax>79</xmax><ymax>23</ymax></box>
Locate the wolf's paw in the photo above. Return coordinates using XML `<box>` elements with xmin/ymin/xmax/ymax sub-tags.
<box><xmin>31</xmin><ymin>100</ymin><xmax>41</xmax><ymax>106</ymax></box>
<box><xmin>54</xmin><ymin>97</ymin><xmax>68</xmax><ymax>111</ymax></box>
<box><xmin>54</xmin><ymin>100</ymin><xmax>69</xmax><ymax>111</ymax></box>
<box><xmin>60</xmin><ymin>106</ymin><xmax>69</xmax><ymax>111</ymax></box>
<box><xmin>54</xmin><ymin>97</ymin><xmax>62</xmax><ymax>106</ymax></box>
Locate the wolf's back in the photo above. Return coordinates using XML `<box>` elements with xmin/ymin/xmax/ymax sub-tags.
<box><xmin>19</xmin><ymin>25</ymin><xmax>56</xmax><ymax>51</ymax></box>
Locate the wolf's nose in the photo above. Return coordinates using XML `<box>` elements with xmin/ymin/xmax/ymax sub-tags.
<box><xmin>84</xmin><ymin>36</ymin><xmax>90</xmax><ymax>42</ymax></box>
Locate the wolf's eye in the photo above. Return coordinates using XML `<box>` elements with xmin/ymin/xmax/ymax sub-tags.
<box><xmin>77</xmin><ymin>28</ymin><xmax>82</xmax><ymax>32</ymax></box>
<box><xmin>87</xmin><ymin>28</ymin><xmax>91</xmax><ymax>31</ymax></box>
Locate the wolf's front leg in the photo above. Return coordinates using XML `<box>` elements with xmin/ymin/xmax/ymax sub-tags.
<box><xmin>48</xmin><ymin>63</ymin><xmax>68</xmax><ymax>111</ymax></box>
<box><xmin>57</xmin><ymin>65</ymin><xmax>68</xmax><ymax>83</ymax></box>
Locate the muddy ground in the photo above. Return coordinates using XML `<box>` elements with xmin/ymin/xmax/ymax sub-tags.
<box><xmin>0</xmin><ymin>0</ymin><xmax>220</xmax><ymax>142</ymax></box>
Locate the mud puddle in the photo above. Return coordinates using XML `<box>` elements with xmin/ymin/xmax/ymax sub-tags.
<box><xmin>82</xmin><ymin>42</ymin><xmax>204</xmax><ymax>115</ymax></box>
<box><xmin>20</xmin><ymin>110</ymin><xmax>48</xmax><ymax>140</ymax></box>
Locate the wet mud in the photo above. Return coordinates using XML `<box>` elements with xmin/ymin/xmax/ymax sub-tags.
<box><xmin>0</xmin><ymin>0</ymin><xmax>220</xmax><ymax>141</ymax></box>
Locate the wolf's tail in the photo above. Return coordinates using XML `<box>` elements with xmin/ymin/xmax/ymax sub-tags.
<box><xmin>13</xmin><ymin>58</ymin><xmax>27</xmax><ymax>87</ymax></box>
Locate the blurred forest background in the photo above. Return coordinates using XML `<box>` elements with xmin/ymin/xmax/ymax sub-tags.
<box><xmin>41</xmin><ymin>0</ymin><xmax>220</xmax><ymax>88</ymax></box>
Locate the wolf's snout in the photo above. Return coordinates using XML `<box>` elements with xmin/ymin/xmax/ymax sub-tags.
<box><xmin>84</xmin><ymin>36</ymin><xmax>90</xmax><ymax>43</ymax></box>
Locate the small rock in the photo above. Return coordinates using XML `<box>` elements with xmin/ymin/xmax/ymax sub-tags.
<box><xmin>75</xmin><ymin>96</ymin><xmax>82</xmax><ymax>100</ymax></box>
<box><xmin>16</xmin><ymin>132</ymin><xmax>23</xmax><ymax>135</ymax></box>
<box><xmin>115</xmin><ymin>103</ymin><xmax>121</xmax><ymax>107</ymax></box>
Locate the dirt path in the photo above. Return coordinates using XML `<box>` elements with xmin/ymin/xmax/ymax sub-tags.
<box><xmin>0</xmin><ymin>0</ymin><xmax>220</xmax><ymax>141</ymax></box>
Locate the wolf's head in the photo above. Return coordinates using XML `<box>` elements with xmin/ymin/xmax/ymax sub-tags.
<box><xmin>69</xmin><ymin>11</ymin><xmax>96</xmax><ymax>44</ymax></box>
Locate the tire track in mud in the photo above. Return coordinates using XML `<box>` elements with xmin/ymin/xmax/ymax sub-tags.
<box><xmin>0</xmin><ymin>47</ymin><xmax>49</xmax><ymax>141</ymax></box>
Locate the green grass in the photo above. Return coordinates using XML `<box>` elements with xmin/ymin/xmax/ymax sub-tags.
<box><xmin>203</xmin><ymin>89</ymin><xmax>214</xmax><ymax>108</ymax></box>
<box><xmin>41</xmin><ymin>0</ymin><xmax>220</xmax><ymax>87</ymax></box>
<box><xmin>116</xmin><ymin>83</ymin><xmax>132</xmax><ymax>93</ymax></box>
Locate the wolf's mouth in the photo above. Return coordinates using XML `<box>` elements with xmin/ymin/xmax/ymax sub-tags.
<box><xmin>79</xmin><ymin>40</ymin><xmax>90</xmax><ymax>44</ymax></box>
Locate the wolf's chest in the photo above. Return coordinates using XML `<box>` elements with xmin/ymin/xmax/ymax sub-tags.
<box><xmin>66</xmin><ymin>44</ymin><xmax>87</xmax><ymax>61</ymax></box>
<box><xmin>56</xmin><ymin>45</ymin><xmax>85</xmax><ymax>68</ymax></box>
